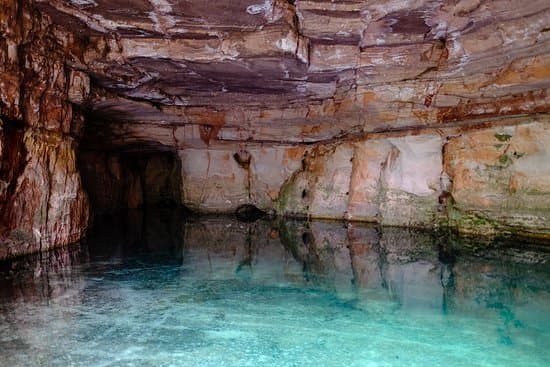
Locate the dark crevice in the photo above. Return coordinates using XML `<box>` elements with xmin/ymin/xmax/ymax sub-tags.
<box><xmin>0</xmin><ymin>117</ymin><xmax>28</xmax><ymax>234</ymax></box>
<box><xmin>233</xmin><ymin>150</ymin><xmax>251</xmax><ymax>169</ymax></box>
<box><xmin>0</xmin><ymin>118</ymin><xmax>26</xmax><ymax>197</ymax></box>
<box><xmin>302</xmin><ymin>231</ymin><xmax>312</xmax><ymax>245</ymax></box>
<box><xmin>235</xmin><ymin>204</ymin><xmax>266</xmax><ymax>223</ymax></box>
<box><xmin>78</xmin><ymin>105</ymin><xmax>187</xmax><ymax>216</ymax></box>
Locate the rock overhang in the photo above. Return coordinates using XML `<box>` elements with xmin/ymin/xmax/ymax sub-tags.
<box><xmin>1</xmin><ymin>0</ymin><xmax>550</xmax><ymax>261</ymax></box>
<box><xmin>30</xmin><ymin>0</ymin><xmax>550</xmax><ymax>147</ymax></box>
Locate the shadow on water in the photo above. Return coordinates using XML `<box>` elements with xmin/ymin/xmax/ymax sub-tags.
<box><xmin>0</xmin><ymin>208</ymin><xmax>549</xmax><ymax>366</ymax></box>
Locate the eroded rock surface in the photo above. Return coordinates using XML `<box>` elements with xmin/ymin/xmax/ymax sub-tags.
<box><xmin>1</xmin><ymin>0</ymin><xmax>550</xmax><ymax>258</ymax></box>
<box><xmin>0</xmin><ymin>0</ymin><xmax>90</xmax><ymax>259</ymax></box>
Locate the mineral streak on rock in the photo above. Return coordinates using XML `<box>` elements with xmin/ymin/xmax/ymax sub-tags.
<box><xmin>1</xmin><ymin>0</ymin><xmax>90</xmax><ymax>260</ymax></box>
<box><xmin>1</xmin><ymin>0</ymin><xmax>550</xmax><ymax>258</ymax></box>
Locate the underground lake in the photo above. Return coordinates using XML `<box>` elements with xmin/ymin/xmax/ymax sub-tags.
<box><xmin>1</xmin><ymin>209</ymin><xmax>548</xmax><ymax>367</ymax></box>
<box><xmin>2</xmin><ymin>0</ymin><xmax>550</xmax><ymax>365</ymax></box>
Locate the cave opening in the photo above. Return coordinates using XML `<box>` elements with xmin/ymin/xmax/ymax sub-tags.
<box><xmin>78</xmin><ymin>139</ymin><xmax>183</xmax><ymax>217</ymax></box>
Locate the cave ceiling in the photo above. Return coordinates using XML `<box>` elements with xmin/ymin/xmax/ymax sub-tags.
<box><xmin>34</xmin><ymin>0</ymin><xmax>550</xmax><ymax>146</ymax></box>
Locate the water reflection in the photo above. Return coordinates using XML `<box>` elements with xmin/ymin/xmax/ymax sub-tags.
<box><xmin>0</xmin><ymin>209</ymin><xmax>549</xmax><ymax>366</ymax></box>
<box><xmin>2</xmin><ymin>210</ymin><xmax>549</xmax><ymax>317</ymax></box>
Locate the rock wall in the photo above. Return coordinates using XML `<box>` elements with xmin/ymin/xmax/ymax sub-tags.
<box><xmin>179</xmin><ymin>145</ymin><xmax>306</xmax><ymax>213</ymax></box>
<box><xmin>1</xmin><ymin>0</ymin><xmax>550</xmax><ymax>260</ymax></box>
<box><xmin>0</xmin><ymin>0</ymin><xmax>90</xmax><ymax>259</ymax></box>
<box><xmin>82</xmin><ymin>115</ymin><xmax>549</xmax><ymax>240</ymax></box>
<box><xmin>175</xmin><ymin>116</ymin><xmax>550</xmax><ymax>238</ymax></box>
<box><xmin>64</xmin><ymin>0</ymin><xmax>549</xmax><ymax>239</ymax></box>
<box><xmin>445</xmin><ymin>121</ymin><xmax>550</xmax><ymax>237</ymax></box>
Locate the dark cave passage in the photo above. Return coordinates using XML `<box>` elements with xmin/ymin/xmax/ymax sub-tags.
<box><xmin>78</xmin><ymin>147</ymin><xmax>183</xmax><ymax>216</ymax></box>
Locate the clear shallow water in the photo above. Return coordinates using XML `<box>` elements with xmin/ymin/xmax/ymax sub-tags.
<box><xmin>1</xmin><ymin>209</ymin><xmax>549</xmax><ymax>367</ymax></box>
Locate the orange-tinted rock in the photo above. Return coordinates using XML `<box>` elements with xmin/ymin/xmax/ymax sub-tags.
<box><xmin>1</xmin><ymin>0</ymin><xmax>550</xmax><ymax>259</ymax></box>
<box><xmin>0</xmin><ymin>0</ymin><xmax>90</xmax><ymax>260</ymax></box>
<box><xmin>444</xmin><ymin>121</ymin><xmax>550</xmax><ymax>237</ymax></box>
<box><xmin>278</xmin><ymin>132</ymin><xmax>443</xmax><ymax>226</ymax></box>
<box><xmin>0</xmin><ymin>130</ymin><xmax>89</xmax><ymax>259</ymax></box>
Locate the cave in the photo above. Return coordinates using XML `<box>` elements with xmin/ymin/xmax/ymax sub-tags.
<box><xmin>1</xmin><ymin>0</ymin><xmax>549</xmax><ymax>255</ymax></box>
<box><xmin>0</xmin><ymin>0</ymin><xmax>549</xmax><ymax>365</ymax></box>
<box><xmin>78</xmin><ymin>141</ymin><xmax>183</xmax><ymax>215</ymax></box>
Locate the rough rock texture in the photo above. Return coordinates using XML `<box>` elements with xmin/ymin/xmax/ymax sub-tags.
<box><xmin>62</xmin><ymin>0</ymin><xmax>549</xmax><ymax>237</ymax></box>
<box><xmin>279</xmin><ymin>132</ymin><xmax>444</xmax><ymax>226</ymax></box>
<box><xmin>0</xmin><ymin>0</ymin><xmax>90</xmax><ymax>259</ymax></box>
<box><xmin>445</xmin><ymin>121</ymin><xmax>550</xmax><ymax>237</ymax></box>
<box><xmin>1</xmin><ymin>0</ymin><xmax>550</xmax><ymax>259</ymax></box>
<box><xmin>277</xmin><ymin>117</ymin><xmax>550</xmax><ymax>237</ymax></box>
<box><xmin>36</xmin><ymin>0</ymin><xmax>550</xmax><ymax>132</ymax></box>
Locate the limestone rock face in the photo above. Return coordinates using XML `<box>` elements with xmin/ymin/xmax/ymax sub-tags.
<box><xmin>1</xmin><ymin>131</ymin><xmax>89</xmax><ymax>258</ymax></box>
<box><xmin>275</xmin><ymin>117</ymin><xmax>550</xmax><ymax>236</ymax></box>
<box><xmin>178</xmin><ymin>145</ymin><xmax>305</xmax><ymax>213</ymax></box>
<box><xmin>1</xmin><ymin>0</ymin><xmax>550</xmax><ymax>259</ymax></box>
<box><xmin>444</xmin><ymin>121</ymin><xmax>550</xmax><ymax>237</ymax></box>
<box><xmin>0</xmin><ymin>0</ymin><xmax>90</xmax><ymax>259</ymax></box>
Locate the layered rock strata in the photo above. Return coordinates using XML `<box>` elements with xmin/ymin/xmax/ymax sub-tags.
<box><xmin>1</xmin><ymin>0</ymin><xmax>550</xmax><ymax>259</ymax></box>
<box><xmin>72</xmin><ymin>0</ymin><xmax>549</xmax><ymax>237</ymax></box>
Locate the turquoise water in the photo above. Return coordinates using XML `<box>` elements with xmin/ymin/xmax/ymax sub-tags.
<box><xmin>1</xmin><ymin>210</ymin><xmax>549</xmax><ymax>366</ymax></box>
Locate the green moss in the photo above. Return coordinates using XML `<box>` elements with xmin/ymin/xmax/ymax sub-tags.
<box><xmin>470</xmin><ymin>215</ymin><xmax>489</xmax><ymax>226</ymax></box>
<box><xmin>443</xmin><ymin>206</ymin><xmax>500</xmax><ymax>236</ymax></box>
<box><xmin>277</xmin><ymin>186</ymin><xmax>289</xmax><ymax>212</ymax></box>
<box><xmin>498</xmin><ymin>154</ymin><xmax>511</xmax><ymax>165</ymax></box>
<box><xmin>437</xmin><ymin>218</ymin><xmax>450</xmax><ymax>228</ymax></box>
<box><xmin>494</xmin><ymin>133</ymin><xmax>512</xmax><ymax>142</ymax></box>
